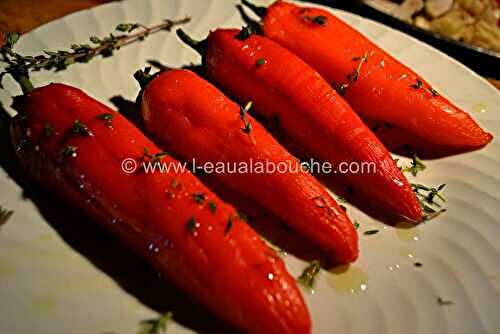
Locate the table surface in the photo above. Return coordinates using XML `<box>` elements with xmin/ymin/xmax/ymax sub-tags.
<box><xmin>0</xmin><ymin>0</ymin><xmax>499</xmax><ymax>89</ymax></box>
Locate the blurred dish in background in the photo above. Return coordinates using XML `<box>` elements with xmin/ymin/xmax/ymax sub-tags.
<box><xmin>363</xmin><ymin>0</ymin><xmax>500</xmax><ymax>53</ymax></box>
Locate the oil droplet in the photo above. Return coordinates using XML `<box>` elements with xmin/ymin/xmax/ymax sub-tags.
<box><xmin>399</xmin><ymin>245</ymin><xmax>414</xmax><ymax>259</ymax></box>
<box><xmin>393</xmin><ymin>178</ymin><xmax>404</xmax><ymax>186</ymax></box>
<box><xmin>148</xmin><ymin>242</ymin><xmax>160</xmax><ymax>253</ymax></box>
<box><xmin>32</xmin><ymin>295</ymin><xmax>57</xmax><ymax>315</ymax></box>
<box><xmin>472</xmin><ymin>102</ymin><xmax>487</xmax><ymax>113</ymax></box>
<box><xmin>111</xmin><ymin>217</ymin><xmax>122</xmax><ymax>225</ymax></box>
<box><xmin>327</xmin><ymin>265</ymin><xmax>369</xmax><ymax>294</ymax></box>
<box><xmin>395</xmin><ymin>222</ymin><xmax>421</xmax><ymax>242</ymax></box>
<box><xmin>267</xmin><ymin>273</ymin><xmax>274</xmax><ymax>281</ymax></box>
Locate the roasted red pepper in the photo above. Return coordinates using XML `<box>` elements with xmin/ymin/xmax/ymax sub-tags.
<box><xmin>177</xmin><ymin>28</ymin><xmax>423</xmax><ymax>222</ymax></box>
<box><xmin>139</xmin><ymin>68</ymin><xmax>358</xmax><ymax>263</ymax></box>
<box><xmin>244</xmin><ymin>0</ymin><xmax>492</xmax><ymax>156</ymax></box>
<box><xmin>10</xmin><ymin>83</ymin><xmax>311</xmax><ymax>334</ymax></box>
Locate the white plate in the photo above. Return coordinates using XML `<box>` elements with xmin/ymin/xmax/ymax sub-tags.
<box><xmin>1</xmin><ymin>1</ymin><xmax>499</xmax><ymax>333</ymax></box>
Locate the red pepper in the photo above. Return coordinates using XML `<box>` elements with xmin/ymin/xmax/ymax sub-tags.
<box><xmin>11</xmin><ymin>83</ymin><xmax>311</xmax><ymax>334</ymax></box>
<box><xmin>246</xmin><ymin>0</ymin><xmax>492</xmax><ymax>156</ymax></box>
<box><xmin>140</xmin><ymin>68</ymin><xmax>358</xmax><ymax>263</ymax></box>
<box><xmin>177</xmin><ymin>28</ymin><xmax>423</xmax><ymax>222</ymax></box>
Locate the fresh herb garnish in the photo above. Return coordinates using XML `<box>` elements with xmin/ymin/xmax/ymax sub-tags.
<box><xmin>256</xmin><ymin>58</ymin><xmax>266</xmax><ymax>66</ymax></box>
<box><xmin>186</xmin><ymin>217</ymin><xmax>199</xmax><ymax>234</ymax></box>
<box><xmin>410</xmin><ymin>78</ymin><xmax>439</xmax><ymax>96</ymax></box>
<box><xmin>304</xmin><ymin>15</ymin><xmax>328</xmax><ymax>26</ymax></box>
<box><xmin>116</xmin><ymin>23</ymin><xmax>140</xmax><ymax>33</ymax></box>
<box><xmin>0</xmin><ymin>18</ymin><xmax>190</xmax><ymax>90</ymax></box>
<box><xmin>143</xmin><ymin>147</ymin><xmax>169</xmax><ymax>161</ymax></box>
<box><xmin>138</xmin><ymin>311</ymin><xmax>173</xmax><ymax>334</ymax></box>
<box><xmin>353</xmin><ymin>221</ymin><xmax>360</xmax><ymax>230</ymax></box>
<box><xmin>61</xmin><ymin>145</ymin><xmax>78</xmax><ymax>159</ymax></box>
<box><xmin>43</xmin><ymin>123</ymin><xmax>55</xmax><ymax>137</ymax></box>
<box><xmin>170</xmin><ymin>178</ymin><xmax>178</xmax><ymax>189</ymax></box>
<box><xmin>239</xmin><ymin>101</ymin><xmax>255</xmax><ymax>143</ymax></box>
<box><xmin>411</xmin><ymin>183</ymin><xmax>446</xmax><ymax>220</ymax></box>
<box><xmin>402</xmin><ymin>153</ymin><xmax>426</xmax><ymax>176</ymax></box>
<box><xmin>364</xmin><ymin>229</ymin><xmax>379</xmax><ymax>235</ymax></box>
<box><xmin>297</xmin><ymin>260</ymin><xmax>321</xmax><ymax>289</ymax></box>
<box><xmin>428</xmin><ymin>87</ymin><xmax>439</xmax><ymax>96</ymax></box>
<box><xmin>97</xmin><ymin>113</ymin><xmax>114</xmax><ymax>126</ymax></box>
<box><xmin>225</xmin><ymin>217</ymin><xmax>233</xmax><ymax>234</ymax></box>
<box><xmin>333</xmin><ymin>51</ymin><xmax>369</xmax><ymax>95</ymax></box>
<box><xmin>71</xmin><ymin>120</ymin><xmax>92</xmax><ymax>137</ymax></box>
<box><xmin>0</xmin><ymin>206</ymin><xmax>14</xmax><ymax>226</ymax></box>
<box><xmin>437</xmin><ymin>297</ymin><xmax>454</xmax><ymax>306</ymax></box>
<box><xmin>312</xmin><ymin>15</ymin><xmax>328</xmax><ymax>26</ymax></box>
<box><xmin>208</xmin><ymin>201</ymin><xmax>217</xmax><ymax>214</ymax></box>
<box><xmin>312</xmin><ymin>196</ymin><xmax>335</xmax><ymax>216</ymax></box>
<box><xmin>414</xmin><ymin>262</ymin><xmax>422</xmax><ymax>267</ymax></box>
<box><xmin>192</xmin><ymin>192</ymin><xmax>206</xmax><ymax>204</ymax></box>
<box><xmin>410</xmin><ymin>79</ymin><xmax>423</xmax><ymax>89</ymax></box>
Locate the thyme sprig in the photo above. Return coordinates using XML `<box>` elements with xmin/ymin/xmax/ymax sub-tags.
<box><xmin>0</xmin><ymin>206</ymin><xmax>14</xmax><ymax>226</ymax></box>
<box><xmin>333</xmin><ymin>51</ymin><xmax>369</xmax><ymax>95</ymax></box>
<box><xmin>143</xmin><ymin>147</ymin><xmax>169</xmax><ymax>162</ymax></box>
<box><xmin>138</xmin><ymin>312</ymin><xmax>173</xmax><ymax>334</ymax></box>
<box><xmin>411</xmin><ymin>183</ymin><xmax>446</xmax><ymax>220</ymax></box>
<box><xmin>402</xmin><ymin>153</ymin><xmax>426</xmax><ymax>176</ymax></box>
<box><xmin>0</xmin><ymin>17</ymin><xmax>190</xmax><ymax>92</ymax></box>
<box><xmin>239</xmin><ymin>101</ymin><xmax>256</xmax><ymax>144</ymax></box>
<box><xmin>297</xmin><ymin>260</ymin><xmax>321</xmax><ymax>289</ymax></box>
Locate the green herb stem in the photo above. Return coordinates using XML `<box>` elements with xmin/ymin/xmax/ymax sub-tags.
<box><xmin>1</xmin><ymin>18</ymin><xmax>190</xmax><ymax>92</ymax></box>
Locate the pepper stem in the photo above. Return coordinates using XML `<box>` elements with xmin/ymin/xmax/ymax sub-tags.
<box><xmin>236</xmin><ymin>5</ymin><xmax>263</xmax><ymax>34</ymax></box>
<box><xmin>241</xmin><ymin>0</ymin><xmax>267</xmax><ymax>18</ymax></box>
<box><xmin>176</xmin><ymin>29</ymin><xmax>207</xmax><ymax>57</ymax></box>
<box><xmin>13</xmin><ymin>73</ymin><xmax>34</xmax><ymax>94</ymax></box>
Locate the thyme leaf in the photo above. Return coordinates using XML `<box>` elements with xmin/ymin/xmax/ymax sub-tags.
<box><xmin>225</xmin><ymin>217</ymin><xmax>233</xmax><ymax>235</ymax></box>
<box><xmin>410</xmin><ymin>79</ymin><xmax>423</xmax><ymax>89</ymax></box>
<box><xmin>208</xmin><ymin>201</ymin><xmax>217</xmax><ymax>214</ymax></box>
<box><xmin>402</xmin><ymin>153</ymin><xmax>426</xmax><ymax>176</ymax></box>
<box><xmin>97</xmin><ymin>113</ymin><xmax>114</xmax><ymax>126</ymax></box>
<box><xmin>256</xmin><ymin>58</ymin><xmax>266</xmax><ymax>66</ymax></box>
<box><xmin>186</xmin><ymin>217</ymin><xmax>199</xmax><ymax>234</ymax></box>
<box><xmin>192</xmin><ymin>192</ymin><xmax>206</xmax><ymax>204</ymax></box>
<box><xmin>411</xmin><ymin>183</ymin><xmax>447</xmax><ymax>221</ymax></box>
<box><xmin>297</xmin><ymin>260</ymin><xmax>321</xmax><ymax>289</ymax></box>
<box><xmin>437</xmin><ymin>297</ymin><xmax>454</xmax><ymax>306</ymax></box>
<box><xmin>333</xmin><ymin>51</ymin><xmax>369</xmax><ymax>95</ymax></box>
<box><xmin>0</xmin><ymin>206</ymin><xmax>14</xmax><ymax>226</ymax></box>
<box><xmin>71</xmin><ymin>120</ymin><xmax>92</xmax><ymax>137</ymax></box>
<box><xmin>60</xmin><ymin>145</ymin><xmax>78</xmax><ymax>159</ymax></box>
<box><xmin>43</xmin><ymin>123</ymin><xmax>55</xmax><ymax>137</ymax></box>
<box><xmin>138</xmin><ymin>311</ymin><xmax>173</xmax><ymax>334</ymax></box>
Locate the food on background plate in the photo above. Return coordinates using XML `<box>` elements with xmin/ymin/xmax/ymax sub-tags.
<box><xmin>240</xmin><ymin>0</ymin><xmax>493</xmax><ymax>158</ymax></box>
<box><xmin>136</xmin><ymin>68</ymin><xmax>359</xmax><ymax>264</ymax></box>
<box><xmin>363</xmin><ymin>0</ymin><xmax>500</xmax><ymax>53</ymax></box>
<box><xmin>177</xmin><ymin>28</ymin><xmax>423</xmax><ymax>222</ymax></box>
<box><xmin>9</xmin><ymin>82</ymin><xmax>311</xmax><ymax>334</ymax></box>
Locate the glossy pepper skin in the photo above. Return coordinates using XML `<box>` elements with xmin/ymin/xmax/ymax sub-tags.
<box><xmin>141</xmin><ymin>68</ymin><xmax>358</xmax><ymax>263</ymax></box>
<box><xmin>258</xmin><ymin>1</ymin><xmax>492</xmax><ymax>155</ymax></box>
<box><xmin>199</xmin><ymin>28</ymin><xmax>423</xmax><ymax>222</ymax></box>
<box><xmin>10</xmin><ymin>83</ymin><xmax>311</xmax><ymax>334</ymax></box>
